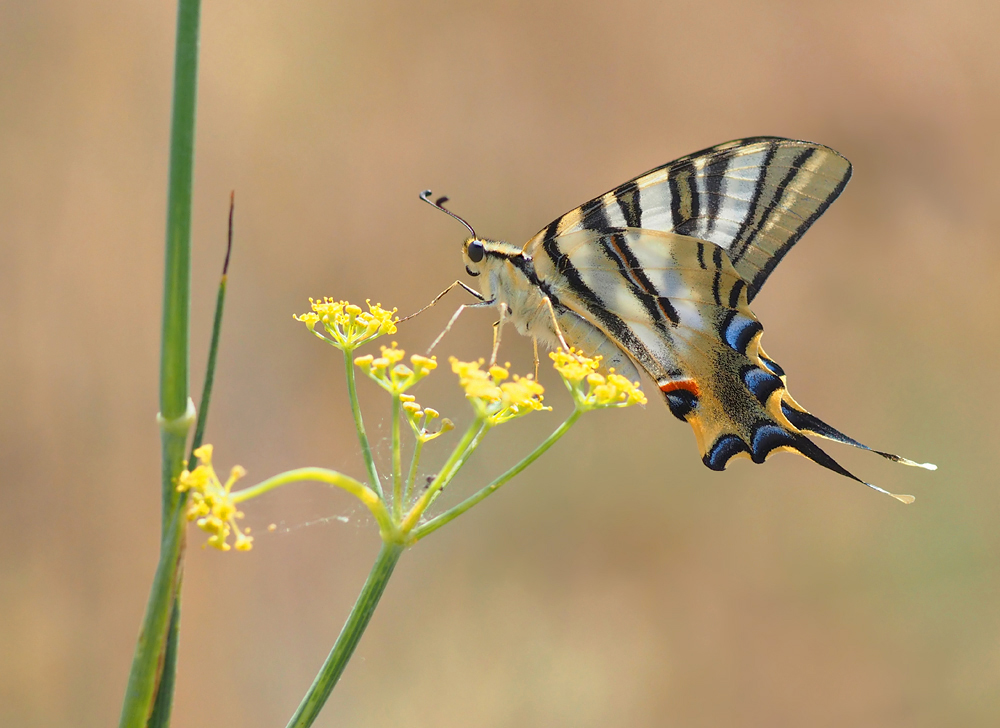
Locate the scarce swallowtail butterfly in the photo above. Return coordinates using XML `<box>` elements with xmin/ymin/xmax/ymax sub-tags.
<box><xmin>422</xmin><ymin>137</ymin><xmax>935</xmax><ymax>502</ymax></box>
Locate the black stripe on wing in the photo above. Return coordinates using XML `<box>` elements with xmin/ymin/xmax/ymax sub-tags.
<box><xmin>615</xmin><ymin>181</ymin><xmax>643</xmax><ymax>228</ymax></box>
<box><xmin>598</xmin><ymin>232</ymin><xmax>680</xmax><ymax>326</ymax></box>
<box><xmin>540</xmin><ymin>236</ymin><xmax>651</xmax><ymax>362</ymax></box>
<box><xmin>528</xmin><ymin>137</ymin><xmax>852</xmax><ymax>303</ymax></box>
<box><xmin>743</xmin><ymin>157</ymin><xmax>851</xmax><ymax>300</ymax></box>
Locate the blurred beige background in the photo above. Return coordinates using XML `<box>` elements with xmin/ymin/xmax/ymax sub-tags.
<box><xmin>2</xmin><ymin>1</ymin><xmax>998</xmax><ymax>726</ymax></box>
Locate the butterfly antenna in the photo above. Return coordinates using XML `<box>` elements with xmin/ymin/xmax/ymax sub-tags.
<box><xmin>420</xmin><ymin>189</ymin><xmax>477</xmax><ymax>238</ymax></box>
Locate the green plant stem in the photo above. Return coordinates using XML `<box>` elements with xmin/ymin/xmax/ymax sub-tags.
<box><xmin>119</xmin><ymin>0</ymin><xmax>201</xmax><ymax>724</ymax></box>
<box><xmin>189</xmin><ymin>249</ymin><xmax>231</xmax><ymax>457</ymax></box>
<box><xmin>411</xmin><ymin>409</ymin><xmax>583</xmax><ymax>542</ymax></box>
<box><xmin>344</xmin><ymin>350</ymin><xmax>382</xmax><ymax>499</ymax></box>
<box><xmin>147</xmin><ymin>598</ymin><xmax>181</xmax><ymax>728</ymax></box>
<box><xmin>403</xmin><ymin>438</ymin><xmax>424</xmax><ymax>507</ymax></box>
<box><xmin>232</xmin><ymin>467</ymin><xmax>394</xmax><ymax>539</ymax></box>
<box><xmin>159</xmin><ymin>0</ymin><xmax>199</xmax><ymax>426</ymax></box>
<box><xmin>150</xmin><ymin>199</ymin><xmax>233</xmax><ymax>728</ymax></box>
<box><xmin>286</xmin><ymin>542</ymin><xmax>405</xmax><ymax>728</ymax></box>
<box><xmin>426</xmin><ymin>425</ymin><xmax>491</xmax><ymax>509</ymax></box>
<box><xmin>400</xmin><ymin>419</ymin><xmax>486</xmax><ymax>533</ymax></box>
<box><xmin>118</xmin><ymin>481</ymin><xmax>188</xmax><ymax>728</ymax></box>
<box><xmin>391</xmin><ymin>393</ymin><xmax>402</xmax><ymax>519</ymax></box>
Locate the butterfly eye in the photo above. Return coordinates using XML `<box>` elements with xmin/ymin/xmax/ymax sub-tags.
<box><xmin>467</xmin><ymin>239</ymin><xmax>485</xmax><ymax>263</ymax></box>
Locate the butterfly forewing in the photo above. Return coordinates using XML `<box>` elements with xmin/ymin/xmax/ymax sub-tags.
<box><xmin>528</xmin><ymin>137</ymin><xmax>852</xmax><ymax>301</ymax></box>
<box><xmin>534</xmin><ymin>228</ymin><xmax>789</xmax><ymax>464</ymax></box>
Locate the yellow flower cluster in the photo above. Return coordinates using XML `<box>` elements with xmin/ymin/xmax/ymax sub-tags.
<box><xmin>400</xmin><ymin>394</ymin><xmax>454</xmax><ymax>442</ymax></box>
<box><xmin>355</xmin><ymin>345</ymin><xmax>438</xmax><ymax>394</ymax></box>
<box><xmin>294</xmin><ymin>298</ymin><xmax>398</xmax><ymax>351</ymax></box>
<box><xmin>550</xmin><ymin>348</ymin><xmax>647</xmax><ymax>410</ymax></box>
<box><xmin>450</xmin><ymin>358</ymin><xmax>548</xmax><ymax>425</ymax></box>
<box><xmin>176</xmin><ymin>444</ymin><xmax>253</xmax><ymax>551</ymax></box>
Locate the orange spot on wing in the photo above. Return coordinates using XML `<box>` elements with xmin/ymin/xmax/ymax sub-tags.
<box><xmin>658</xmin><ymin>379</ymin><xmax>701</xmax><ymax>396</ymax></box>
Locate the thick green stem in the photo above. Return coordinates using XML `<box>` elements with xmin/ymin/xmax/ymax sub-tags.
<box><xmin>117</xmin><ymin>495</ymin><xmax>188</xmax><ymax>728</ymax></box>
<box><xmin>119</xmin><ymin>2</ymin><xmax>201</xmax><ymax>723</ymax></box>
<box><xmin>411</xmin><ymin>409</ymin><xmax>582</xmax><ymax>541</ymax></box>
<box><xmin>147</xmin><ymin>597</ymin><xmax>181</xmax><ymax>728</ymax></box>
<box><xmin>344</xmin><ymin>350</ymin><xmax>382</xmax><ymax>498</ymax></box>
<box><xmin>159</xmin><ymin>0</ymin><xmax>199</xmax><ymax>426</ymax></box>
<box><xmin>285</xmin><ymin>543</ymin><xmax>405</xmax><ymax>728</ymax></box>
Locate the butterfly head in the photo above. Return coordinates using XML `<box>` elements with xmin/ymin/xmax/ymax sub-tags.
<box><xmin>463</xmin><ymin>237</ymin><xmax>485</xmax><ymax>276</ymax></box>
<box><xmin>463</xmin><ymin>236</ymin><xmax>525</xmax><ymax>278</ymax></box>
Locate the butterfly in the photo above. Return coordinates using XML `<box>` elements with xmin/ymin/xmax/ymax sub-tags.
<box><xmin>421</xmin><ymin>137</ymin><xmax>935</xmax><ymax>502</ymax></box>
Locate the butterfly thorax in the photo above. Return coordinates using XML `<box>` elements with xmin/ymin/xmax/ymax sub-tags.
<box><xmin>464</xmin><ymin>236</ymin><xmax>642</xmax><ymax>378</ymax></box>
<box><xmin>465</xmin><ymin>237</ymin><xmax>559</xmax><ymax>342</ymax></box>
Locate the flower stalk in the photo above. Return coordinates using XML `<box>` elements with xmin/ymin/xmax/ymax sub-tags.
<box><xmin>410</xmin><ymin>408</ymin><xmax>584</xmax><ymax>541</ymax></box>
<box><xmin>343</xmin><ymin>350</ymin><xmax>382</xmax><ymax>498</ymax></box>
<box><xmin>175</xmin><ymin>299</ymin><xmax>647</xmax><ymax>727</ymax></box>
<box><xmin>286</xmin><ymin>542</ymin><xmax>404</xmax><ymax>728</ymax></box>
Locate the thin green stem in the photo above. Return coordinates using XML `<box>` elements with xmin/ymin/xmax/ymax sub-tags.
<box><xmin>400</xmin><ymin>419</ymin><xmax>487</xmax><ymax>533</ymax></box>
<box><xmin>344</xmin><ymin>350</ymin><xmax>382</xmax><ymax>499</ymax></box>
<box><xmin>426</xmin><ymin>425</ymin><xmax>490</xmax><ymax>509</ymax></box>
<box><xmin>189</xmin><ymin>198</ymin><xmax>234</xmax><ymax>461</ymax></box>
<box><xmin>286</xmin><ymin>542</ymin><xmax>404</xmax><ymax>728</ymax></box>
<box><xmin>231</xmin><ymin>467</ymin><xmax>394</xmax><ymax>540</ymax></box>
<box><xmin>120</xmin><ymin>1</ymin><xmax>201</xmax><ymax>723</ymax></box>
<box><xmin>391</xmin><ymin>393</ymin><xmax>402</xmax><ymax>520</ymax></box>
<box><xmin>411</xmin><ymin>409</ymin><xmax>583</xmax><ymax>542</ymax></box>
<box><xmin>403</xmin><ymin>438</ymin><xmax>424</xmax><ymax>507</ymax></box>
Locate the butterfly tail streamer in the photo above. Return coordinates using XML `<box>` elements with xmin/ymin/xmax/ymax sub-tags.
<box><xmin>778</xmin><ymin>398</ymin><xmax>937</xmax><ymax>470</ymax></box>
<box><xmin>757</xmin><ymin>341</ymin><xmax>936</xmax><ymax>471</ymax></box>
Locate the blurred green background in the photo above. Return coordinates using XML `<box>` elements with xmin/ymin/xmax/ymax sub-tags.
<box><xmin>1</xmin><ymin>1</ymin><xmax>998</xmax><ymax>726</ymax></box>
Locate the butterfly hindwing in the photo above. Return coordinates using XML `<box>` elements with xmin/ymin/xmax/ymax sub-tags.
<box><xmin>529</xmin><ymin>137</ymin><xmax>853</xmax><ymax>301</ymax></box>
<box><xmin>530</xmin><ymin>228</ymin><xmax>922</xmax><ymax>496</ymax></box>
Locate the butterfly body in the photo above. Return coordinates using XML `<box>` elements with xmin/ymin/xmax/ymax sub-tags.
<box><xmin>467</xmin><ymin>237</ymin><xmax>642</xmax><ymax>381</ymax></box>
<box><xmin>452</xmin><ymin>137</ymin><xmax>934</xmax><ymax>499</ymax></box>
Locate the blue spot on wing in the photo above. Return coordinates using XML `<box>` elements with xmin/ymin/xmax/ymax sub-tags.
<box><xmin>703</xmin><ymin>435</ymin><xmax>751</xmax><ymax>470</ymax></box>
<box><xmin>749</xmin><ymin>423</ymin><xmax>798</xmax><ymax>463</ymax></box>
<box><xmin>723</xmin><ymin>315</ymin><xmax>762</xmax><ymax>354</ymax></box>
<box><xmin>741</xmin><ymin>366</ymin><xmax>784</xmax><ymax>405</ymax></box>
<box><xmin>703</xmin><ymin>422</ymin><xmax>800</xmax><ymax>470</ymax></box>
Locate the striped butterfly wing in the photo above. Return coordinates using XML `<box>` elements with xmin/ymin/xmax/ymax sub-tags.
<box><xmin>530</xmin><ymin>226</ymin><xmax>930</xmax><ymax>501</ymax></box>
<box><xmin>531</xmin><ymin>137</ymin><xmax>852</xmax><ymax>301</ymax></box>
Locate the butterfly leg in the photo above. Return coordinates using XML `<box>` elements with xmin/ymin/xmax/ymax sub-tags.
<box><xmin>399</xmin><ymin>280</ymin><xmax>485</xmax><ymax>323</ymax></box>
<box><xmin>541</xmin><ymin>296</ymin><xmax>570</xmax><ymax>350</ymax></box>
<box><xmin>533</xmin><ymin>337</ymin><xmax>540</xmax><ymax>380</ymax></box>
<box><xmin>425</xmin><ymin>298</ymin><xmax>496</xmax><ymax>355</ymax></box>
<box><xmin>489</xmin><ymin>303</ymin><xmax>509</xmax><ymax>367</ymax></box>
